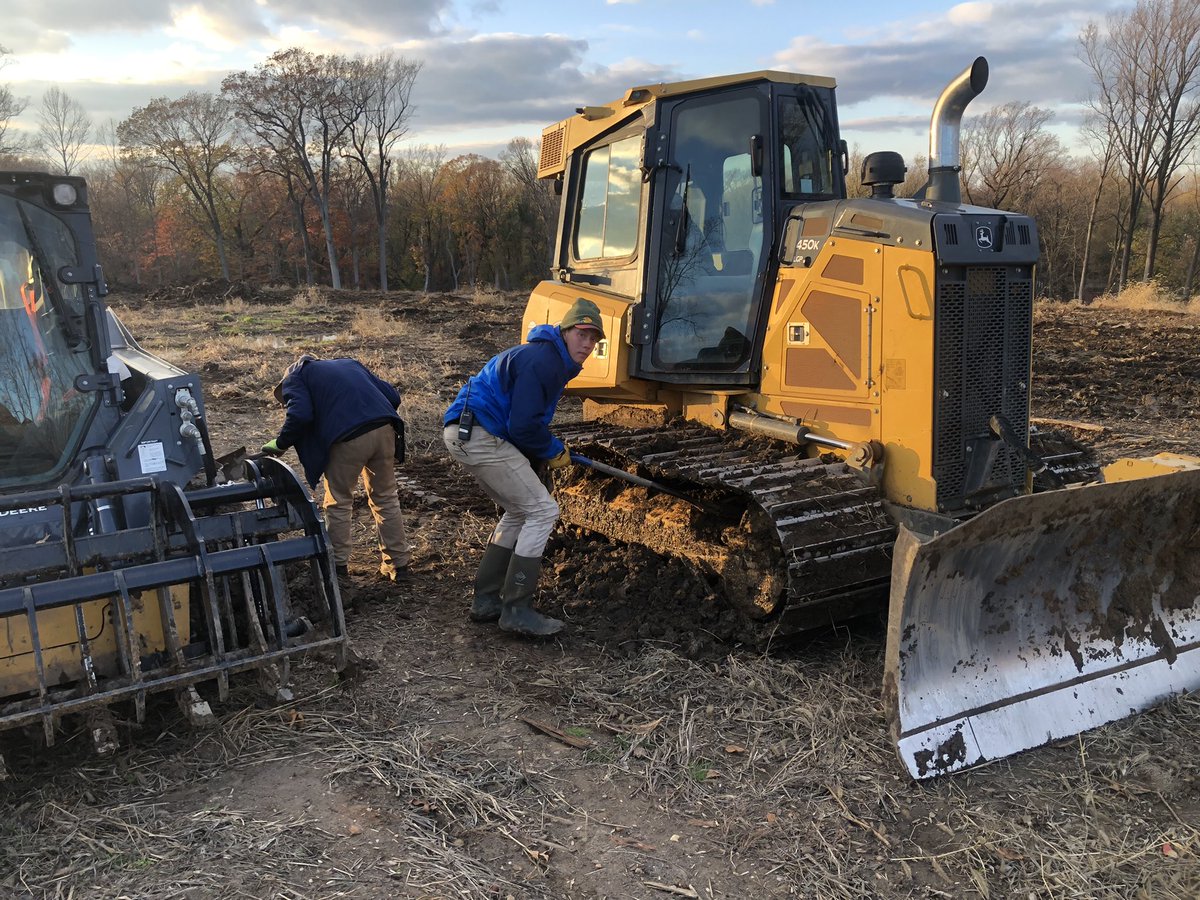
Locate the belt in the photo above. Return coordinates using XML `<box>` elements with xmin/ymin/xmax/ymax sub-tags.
<box><xmin>338</xmin><ymin>419</ymin><xmax>392</xmax><ymax>443</ymax></box>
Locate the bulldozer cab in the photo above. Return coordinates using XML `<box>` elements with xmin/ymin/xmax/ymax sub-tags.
<box><xmin>642</xmin><ymin>82</ymin><xmax>841</xmax><ymax>380</ymax></box>
<box><xmin>561</xmin><ymin>76</ymin><xmax>843</xmax><ymax>385</ymax></box>
<box><xmin>0</xmin><ymin>195</ymin><xmax>94</xmax><ymax>485</ymax></box>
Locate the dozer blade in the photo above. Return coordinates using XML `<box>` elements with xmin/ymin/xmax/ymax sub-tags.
<box><xmin>885</xmin><ymin>468</ymin><xmax>1200</xmax><ymax>779</ymax></box>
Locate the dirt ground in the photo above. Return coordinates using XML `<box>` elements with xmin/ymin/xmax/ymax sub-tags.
<box><xmin>1</xmin><ymin>286</ymin><xmax>1198</xmax><ymax>899</ymax></box>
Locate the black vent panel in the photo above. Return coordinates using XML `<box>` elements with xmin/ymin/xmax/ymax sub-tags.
<box><xmin>1003</xmin><ymin>221</ymin><xmax>1033</xmax><ymax>246</ymax></box>
<box><xmin>932</xmin><ymin>266</ymin><xmax>1033</xmax><ymax>512</ymax></box>
<box><xmin>538</xmin><ymin>124</ymin><xmax>567</xmax><ymax>176</ymax></box>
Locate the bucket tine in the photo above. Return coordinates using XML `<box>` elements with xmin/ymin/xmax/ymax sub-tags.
<box><xmin>0</xmin><ymin>460</ymin><xmax>346</xmax><ymax>747</ymax></box>
<box><xmin>22</xmin><ymin>586</ymin><xmax>53</xmax><ymax>747</ymax></box>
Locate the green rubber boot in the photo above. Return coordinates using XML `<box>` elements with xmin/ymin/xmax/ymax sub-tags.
<box><xmin>469</xmin><ymin>543</ymin><xmax>513</xmax><ymax>622</ymax></box>
<box><xmin>498</xmin><ymin>554</ymin><xmax>564</xmax><ymax>637</ymax></box>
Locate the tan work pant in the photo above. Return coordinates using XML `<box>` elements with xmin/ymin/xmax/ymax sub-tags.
<box><xmin>443</xmin><ymin>424</ymin><xmax>559</xmax><ymax>558</ymax></box>
<box><xmin>323</xmin><ymin>424</ymin><xmax>409</xmax><ymax>576</ymax></box>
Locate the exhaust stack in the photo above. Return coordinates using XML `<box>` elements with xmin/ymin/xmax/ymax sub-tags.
<box><xmin>926</xmin><ymin>57</ymin><xmax>988</xmax><ymax>204</ymax></box>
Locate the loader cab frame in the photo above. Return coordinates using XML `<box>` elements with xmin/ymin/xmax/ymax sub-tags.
<box><xmin>555</xmin><ymin>76</ymin><xmax>844</xmax><ymax>387</ymax></box>
<box><xmin>0</xmin><ymin>179</ymin><xmax>105</xmax><ymax>490</ymax></box>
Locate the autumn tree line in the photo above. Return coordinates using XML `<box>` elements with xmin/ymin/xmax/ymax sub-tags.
<box><xmin>0</xmin><ymin>0</ymin><xmax>1198</xmax><ymax>301</ymax></box>
<box><xmin>0</xmin><ymin>47</ymin><xmax>556</xmax><ymax>294</ymax></box>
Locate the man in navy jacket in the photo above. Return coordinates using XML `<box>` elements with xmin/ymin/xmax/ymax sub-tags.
<box><xmin>263</xmin><ymin>355</ymin><xmax>409</xmax><ymax>585</ymax></box>
<box><xmin>443</xmin><ymin>298</ymin><xmax>604</xmax><ymax>636</ymax></box>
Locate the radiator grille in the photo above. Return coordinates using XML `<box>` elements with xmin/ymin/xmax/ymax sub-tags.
<box><xmin>932</xmin><ymin>266</ymin><xmax>1032</xmax><ymax>511</ymax></box>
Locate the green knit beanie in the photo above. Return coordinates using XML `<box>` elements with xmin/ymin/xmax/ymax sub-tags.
<box><xmin>559</xmin><ymin>298</ymin><xmax>605</xmax><ymax>338</ymax></box>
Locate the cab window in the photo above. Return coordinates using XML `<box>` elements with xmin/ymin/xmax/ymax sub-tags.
<box><xmin>574</xmin><ymin>135</ymin><xmax>642</xmax><ymax>259</ymax></box>
<box><xmin>780</xmin><ymin>89</ymin><xmax>838</xmax><ymax>199</ymax></box>
<box><xmin>0</xmin><ymin>197</ymin><xmax>96</xmax><ymax>486</ymax></box>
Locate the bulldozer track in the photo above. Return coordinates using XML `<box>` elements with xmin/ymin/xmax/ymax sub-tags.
<box><xmin>554</xmin><ymin>421</ymin><xmax>896</xmax><ymax>632</ymax></box>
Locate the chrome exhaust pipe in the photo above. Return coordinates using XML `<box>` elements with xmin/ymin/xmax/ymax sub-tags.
<box><xmin>926</xmin><ymin>57</ymin><xmax>988</xmax><ymax>204</ymax></box>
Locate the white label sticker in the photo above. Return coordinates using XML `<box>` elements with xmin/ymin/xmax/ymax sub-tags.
<box><xmin>138</xmin><ymin>441</ymin><xmax>167</xmax><ymax>474</ymax></box>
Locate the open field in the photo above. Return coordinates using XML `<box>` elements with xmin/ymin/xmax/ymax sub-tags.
<box><xmin>1</xmin><ymin>284</ymin><xmax>1198</xmax><ymax>899</ymax></box>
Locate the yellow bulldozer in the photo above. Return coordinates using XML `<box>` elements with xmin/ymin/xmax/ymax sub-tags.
<box><xmin>0</xmin><ymin>172</ymin><xmax>346</xmax><ymax>770</ymax></box>
<box><xmin>523</xmin><ymin>58</ymin><xmax>1200</xmax><ymax>777</ymax></box>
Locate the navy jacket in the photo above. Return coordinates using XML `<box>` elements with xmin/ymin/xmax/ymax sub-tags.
<box><xmin>443</xmin><ymin>325</ymin><xmax>581</xmax><ymax>460</ymax></box>
<box><xmin>276</xmin><ymin>357</ymin><xmax>401</xmax><ymax>487</ymax></box>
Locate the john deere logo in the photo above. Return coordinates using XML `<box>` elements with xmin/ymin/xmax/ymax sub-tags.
<box><xmin>976</xmin><ymin>225</ymin><xmax>993</xmax><ymax>249</ymax></box>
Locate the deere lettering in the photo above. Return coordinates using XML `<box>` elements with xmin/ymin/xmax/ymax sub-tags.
<box><xmin>0</xmin><ymin>506</ymin><xmax>50</xmax><ymax>517</ymax></box>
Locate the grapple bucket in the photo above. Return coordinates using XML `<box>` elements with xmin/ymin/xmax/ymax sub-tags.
<box><xmin>885</xmin><ymin>468</ymin><xmax>1200</xmax><ymax>779</ymax></box>
<box><xmin>0</xmin><ymin>457</ymin><xmax>346</xmax><ymax>746</ymax></box>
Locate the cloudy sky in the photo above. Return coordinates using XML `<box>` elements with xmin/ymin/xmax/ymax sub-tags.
<box><xmin>3</xmin><ymin>0</ymin><xmax>1126</xmax><ymax>163</ymax></box>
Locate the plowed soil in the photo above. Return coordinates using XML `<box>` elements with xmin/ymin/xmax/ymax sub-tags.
<box><xmin>1</xmin><ymin>287</ymin><xmax>1197</xmax><ymax>899</ymax></box>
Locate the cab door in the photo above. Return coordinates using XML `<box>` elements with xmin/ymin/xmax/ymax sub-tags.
<box><xmin>637</xmin><ymin>87</ymin><xmax>773</xmax><ymax>383</ymax></box>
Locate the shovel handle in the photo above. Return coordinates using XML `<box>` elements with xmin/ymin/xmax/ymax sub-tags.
<box><xmin>569</xmin><ymin>453</ymin><xmax>720</xmax><ymax>515</ymax></box>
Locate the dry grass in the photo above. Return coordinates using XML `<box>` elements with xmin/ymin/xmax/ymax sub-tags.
<box><xmin>292</xmin><ymin>285</ymin><xmax>331</xmax><ymax>309</ymax></box>
<box><xmin>471</xmin><ymin>284</ymin><xmax>518</xmax><ymax>308</ymax></box>
<box><xmin>0</xmin><ymin>675</ymin><xmax>553</xmax><ymax>899</ymax></box>
<box><xmin>1085</xmin><ymin>281</ymin><xmax>1200</xmax><ymax>314</ymax></box>
<box><xmin>7</xmin><ymin>636</ymin><xmax>1196</xmax><ymax>898</ymax></box>
<box><xmin>527</xmin><ymin>642</ymin><xmax>1200</xmax><ymax>899</ymax></box>
<box><xmin>348</xmin><ymin>307</ymin><xmax>408</xmax><ymax>341</ymax></box>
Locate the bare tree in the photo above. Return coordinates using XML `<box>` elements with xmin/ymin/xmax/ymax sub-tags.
<box><xmin>0</xmin><ymin>46</ymin><xmax>29</xmax><ymax>156</ymax></box>
<box><xmin>223</xmin><ymin>48</ymin><xmax>357</xmax><ymax>289</ymax></box>
<box><xmin>88</xmin><ymin>119</ymin><xmax>165</xmax><ymax>286</ymax></box>
<box><xmin>444</xmin><ymin>155</ymin><xmax>513</xmax><ymax>288</ymax></box>
<box><xmin>342</xmin><ymin>52</ymin><xmax>421</xmax><ymax>292</ymax></box>
<box><xmin>1181</xmin><ymin>154</ymin><xmax>1200</xmax><ymax>298</ymax></box>
<box><xmin>397</xmin><ymin>144</ymin><xmax>448</xmax><ymax>292</ymax></box>
<box><xmin>962</xmin><ymin>102</ymin><xmax>1064</xmax><ymax>211</ymax></box>
<box><xmin>335</xmin><ymin>161</ymin><xmax>373</xmax><ymax>288</ymax></box>
<box><xmin>1082</xmin><ymin>0</ymin><xmax>1200</xmax><ymax>285</ymax></box>
<box><xmin>501</xmin><ymin>136</ymin><xmax>558</xmax><ymax>267</ymax></box>
<box><xmin>240</xmin><ymin>141</ymin><xmax>316</xmax><ymax>285</ymax></box>
<box><xmin>499</xmin><ymin>137</ymin><xmax>566</xmax><ymax>284</ymax></box>
<box><xmin>1075</xmin><ymin>114</ymin><xmax>1121</xmax><ymax>300</ymax></box>
<box><xmin>37</xmin><ymin>86</ymin><xmax>91</xmax><ymax>174</ymax></box>
<box><xmin>118</xmin><ymin>93</ymin><xmax>238</xmax><ymax>280</ymax></box>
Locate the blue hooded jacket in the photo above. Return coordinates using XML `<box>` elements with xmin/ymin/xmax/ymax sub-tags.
<box><xmin>276</xmin><ymin>357</ymin><xmax>401</xmax><ymax>487</ymax></box>
<box><xmin>443</xmin><ymin>324</ymin><xmax>581</xmax><ymax>460</ymax></box>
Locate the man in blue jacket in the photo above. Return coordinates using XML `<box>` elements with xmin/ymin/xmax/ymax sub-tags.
<box><xmin>263</xmin><ymin>355</ymin><xmax>409</xmax><ymax>585</ymax></box>
<box><xmin>443</xmin><ymin>298</ymin><xmax>604</xmax><ymax>636</ymax></box>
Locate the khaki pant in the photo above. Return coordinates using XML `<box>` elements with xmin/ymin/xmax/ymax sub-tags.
<box><xmin>323</xmin><ymin>424</ymin><xmax>409</xmax><ymax>575</ymax></box>
<box><xmin>443</xmin><ymin>424</ymin><xmax>559</xmax><ymax>558</ymax></box>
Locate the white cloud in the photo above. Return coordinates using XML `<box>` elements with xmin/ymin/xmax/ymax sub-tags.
<box><xmin>946</xmin><ymin>2</ymin><xmax>995</xmax><ymax>26</ymax></box>
<box><xmin>164</xmin><ymin>7</ymin><xmax>251</xmax><ymax>51</ymax></box>
<box><xmin>771</xmin><ymin>0</ymin><xmax>1123</xmax><ymax>110</ymax></box>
